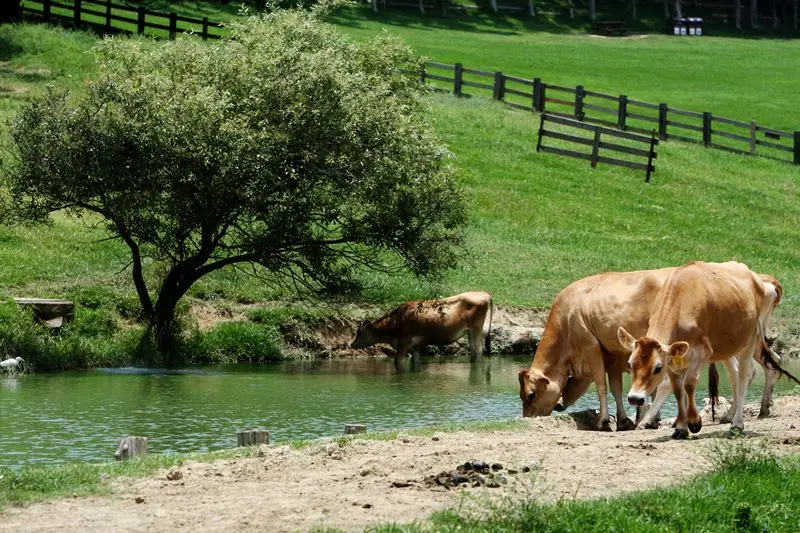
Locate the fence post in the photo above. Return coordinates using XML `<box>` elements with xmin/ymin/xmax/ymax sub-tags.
<box><xmin>749</xmin><ymin>121</ymin><xmax>757</xmax><ymax>154</ymax></box>
<box><xmin>201</xmin><ymin>17</ymin><xmax>209</xmax><ymax>40</ymax></box>
<box><xmin>493</xmin><ymin>72</ymin><xmax>505</xmax><ymax>101</ymax></box>
<box><xmin>453</xmin><ymin>63</ymin><xmax>463</xmax><ymax>96</ymax></box>
<box><xmin>419</xmin><ymin>64</ymin><xmax>426</xmax><ymax>85</ymax></box>
<box><xmin>534</xmin><ymin>78</ymin><xmax>545</xmax><ymax>112</ymax></box>
<box><xmin>703</xmin><ymin>112</ymin><xmax>712</xmax><ymax>146</ymax></box>
<box><xmin>536</xmin><ymin>113</ymin><xmax>546</xmax><ymax>152</ymax></box>
<box><xmin>590</xmin><ymin>128</ymin><xmax>602</xmax><ymax>168</ymax></box>
<box><xmin>617</xmin><ymin>95</ymin><xmax>628</xmax><ymax>131</ymax></box>
<box><xmin>137</xmin><ymin>7</ymin><xmax>145</xmax><ymax>34</ymax></box>
<box><xmin>794</xmin><ymin>132</ymin><xmax>800</xmax><ymax>165</ymax></box>
<box><xmin>658</xmin><ymin>103</ymin><xmax>668</xmax><ymax>140</ymax></box>
<box><xmin>646</xmin><ymin>132</ymin><xmax>657</xmax><ymax>183</ymax></box>
<box><xmin>169</xmin><ymin>12</ymin><xmax>177</xmax><ymax>40</ymax></box>
<box><xmin>105</xmin><ymin>0</ymin><xmax>112</xmax><ymax>33</ymax></box>
<box><xmin>74</xmin><ymin>0</ymin><xmax>82</xmax><ymax>28</ymax></box>
<box><xmin>574</xmin><ymin>85</ymin><xmax>585</xmax><ymax>120</ymax></box>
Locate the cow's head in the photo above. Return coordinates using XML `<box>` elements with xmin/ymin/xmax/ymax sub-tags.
<box><xmin>518</xmin><ymin>368</ymin><xmax>561</xmax><ymax>417</ymax></box>
<box><xmin>350</xmin><ymin>321</ymin><xmax>378</xmax><ymax>350</ymax></box>
<box><xmin>618</xmin><ymin>327</ymin><xmax>689</xmax><ymax>406</ymax></box>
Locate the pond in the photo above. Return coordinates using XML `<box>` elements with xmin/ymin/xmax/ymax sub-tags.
<box><xmin>1</xmin><ymin>355</ymin><xmax>798</xmax><ymax>469</ymax></box>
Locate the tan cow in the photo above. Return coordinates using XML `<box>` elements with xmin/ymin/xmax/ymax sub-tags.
<box><xmin>619</xmin><ymin>261</ymin><xmax>779</xmax><ymax>439</ymax></box>
<box><xmin>518</xmin><ymin>267</ymin><xmax>782</xmax><ymax>431</ymax></box>
<box><xmin>518</xmin><ymin>268</ymin><xmax>674</xmax><ymax>431</ymax></box>
<box><xmin>350</xmin><ymin>291</ymin><xmax>493</xmax><ymax>364</ymax></box>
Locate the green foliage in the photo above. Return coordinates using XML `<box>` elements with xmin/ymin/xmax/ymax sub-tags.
<box><xmin>193</xmin><ymin>321</ymin><xmax>283</xmax><ymax>364</ymax></box>
<box><xmin>3</xmin><ymin>8</ymin><xmax>467</xmax><ymax>355</ymax></box>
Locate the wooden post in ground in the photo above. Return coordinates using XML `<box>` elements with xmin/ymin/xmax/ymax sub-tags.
<box><xmin>345</xmin><ymin>424</ymin><xmax>367</xmax><ymax>434</ymax></box>
<box><xmin>237</xmin><ymin>429</ymin><xmax>270</xmax><ymax>447</ymax></box>
<box><xmin>169</xmin><ymin>12</ymin><xmax>177</xmax><ymax>40</ymax></box>
<box><xmin>105</xmin><ymin>0</ymin><xmax>111</xmax><ymax>33</ymax></box>
<box><xmin>618</xmin><ymin>95</ymin><xmax>628</xmax><ymax>131</ymax></box>
<box><xmin>793</xmin><ymin>131</ymin><xmax>800</xmax><ymax>165</ymax></box>
<box><xmin>115</xmin><ymin>436</ymin><xmax>148</xmax><ymax>460</ymax></box>
<box><xmin>74</xmin><ymin>0</ymin><xmax>82</xmax><ymax>28</ymax></box>
<box><xmin>137</xmin><ymin>6</ymin><xmax>145</xmax><ymax>34</ymax></box>
<box><xmin>453</xmin><ymin>63</ymin><xmax>463</xmax><ymax>96</ymax></box>
<box><xmin>658</xmin><ymin>103</ymin><xmax>668</xmax><ymax>140</ymax></box>
<box><xmin>533</xmin><ymin>78</ymin><xmax>544</xmax><ymax>112</ymax></box>
<box><xmin>590</xmin><ymin>128</ymin><xmax>602</xmax><ymax>168</ymax></box>
<box><xmin>574</xmin><ymin>85</ymin><xmax>585</xmax><ymax>120</ymax></box>
<box><xmin>749</xmin><ymin>121</ymin><xmax>757</xmax><ymax>154</ymax></box>
<box><xmin>493</xmin><ymin>72</ymin><xmax>505</xmax><ymax>101</ymax></box>
<box><xmin>202</xmin><ymin>17</ymin><xmax>209</xmax><ymax>40</ymax></box>
<box><xmin>703</xmin><ymin>112</ymin><xmax>712</xmax><ymax>146</ymax></box>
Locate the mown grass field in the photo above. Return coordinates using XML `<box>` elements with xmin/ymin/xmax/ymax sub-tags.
<box><xmin>1</xmin><ymin>12</ymin><xmax>800</xmax><ymax>369</ymax></box>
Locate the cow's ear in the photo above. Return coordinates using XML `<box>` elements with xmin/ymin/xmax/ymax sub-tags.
<box><xmin>536</xmin><ymin>376</ymin><xmax>550</xmax><ymax>387</ymax></box>
<box><xmin>617</xmin><ymin>327</ymin><xmax>637</xmax><ymax>352</ymax></box>
<box><xmin>668</xmin><ymin>342</ymin><xmax>690</xmax><ymax>358</ymax></box>
<box><xmin>518</xmin><ymin>369</ymin><xmax>529</xmax><ymax>385</ymax></box>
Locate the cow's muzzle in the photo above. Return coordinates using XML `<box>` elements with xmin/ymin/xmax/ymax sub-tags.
<box><xmin>628</xmin><ymin>393</ymin><xmax>646</xmax><ymax>407</ymax></box>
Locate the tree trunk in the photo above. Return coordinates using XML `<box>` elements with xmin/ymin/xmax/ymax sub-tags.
<box><xmin>772</xmin><ymin>0</ymin><xmax>778</xmax><ymax>27</ymax></box>
<box><xmin>589</xmin><ymin>0</ymin><xmax>596</xmax><ymax>21</ymax></box>
<box><xmin>751</xmin><ymin>0</ymin><xmax>758</xmax><ymax>27</ymax></box>
<box><xmin>528</xmin><ymin>0</ymin><xmax>535</xmax><ymax>16</ymax></box>
<box><xmin>152</xmin><ymin>267</ymin><xmax>195</xmax><ymax>360</ymax></box>
<box><xmin>736</xmin><ymin>0</ymin><xmax>742</xmax><ymax>29</ymax></box>
<box><xmin>664</xmin><ymin>0</ymin><xmax>670</xmax><ymax>18</ymax></box>
<box><xmin>674</xmin><ymin>0</ymin><xmax>683</xmax><ymax>18</ymax></box>
<box><xmin>794</xmin><ymin>0</ymin><xmax>798</xmax><ymax>30</ymax></box>
<box><xmin>631</xmin><ymin>0</ymin><xmax>637</xmax><ymax>20</ymax></box>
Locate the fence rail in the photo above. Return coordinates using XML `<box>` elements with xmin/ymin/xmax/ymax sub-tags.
<box><xmin>19</xmin><ymin>1</ymin><xmax>800</xmax><ymax>166</ymax></box>
<box><xmin>537</xmin><ymin>113</ymin><xmax>659</xmax><ymax>181</ymax></box>
<box><xmin>21</xmin><ymin>0</ymin><xmax>226</xmax><ymax>40</ymax></box>
<box><xmin>422</xmin><ymin>61</ymin><xmax>800</xmax><ymax>166</ymax></box>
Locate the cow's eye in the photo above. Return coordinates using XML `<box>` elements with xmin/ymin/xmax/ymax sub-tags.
<box><xmin>653</xmin><ymin>364</ymin><xmax>662</xmax><ymax>375</ymax></box>
<box><xmin>527</xmin><ymin>392</ymin><xmax>535</xmax><ymax>402</ymax></box>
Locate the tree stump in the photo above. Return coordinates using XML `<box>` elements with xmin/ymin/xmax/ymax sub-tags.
<box><xmin>237</xmin><ymin>429</ymin><xmax>270</xmax><ymax>447</ymax></box>
<box><xmin>114</xmin><ymin>436</ymin><xmax>148</xmax><ymax>460</ymax></box>
<box><xmin>345</xmin><ymin>424</ymin><xmax>366</xmax><ymax>434</ymax></box>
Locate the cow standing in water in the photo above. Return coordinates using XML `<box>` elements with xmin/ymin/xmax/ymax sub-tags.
<box><xmin>350</xmin><ymin>291</ymin><xmax>493</xmax><ymax>364</ymax></box>
<box><xmin>619</xmin><ymin>261</ymin><xmax>780</xmax><ymax>439</ymax></box>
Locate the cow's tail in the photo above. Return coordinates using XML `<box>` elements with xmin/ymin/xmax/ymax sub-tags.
<box><xmin>708</xmin><ymin>362</ymin><xmax>719</xmax><ymax>422</ymax></box>
<box><xmin>762</xmin><ymin>337</ymin><xmax>800</xmax><ymax>386</ymax></box>
<box><xmin>484</xmin><ymin>294</ymin><xmax>493</xmax><ymax>356</ymax></box>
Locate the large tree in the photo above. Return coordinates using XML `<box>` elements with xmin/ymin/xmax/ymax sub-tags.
<box><xmin>3</xmin><ymin>6</ymin><xmax>467</xmax><ymax>358</ymax></box>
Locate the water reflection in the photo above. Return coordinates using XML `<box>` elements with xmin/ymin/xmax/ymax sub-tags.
<box><xmin>0</xmin><ymin>356</ymin><xmax>796</xmax><ymax>469</ymax></box>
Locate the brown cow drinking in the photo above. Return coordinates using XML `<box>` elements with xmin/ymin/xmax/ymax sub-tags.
<box><xmin>350</xmin><ymin>291</ymin><xmax>493</xmax><ymax>364</ymax></box>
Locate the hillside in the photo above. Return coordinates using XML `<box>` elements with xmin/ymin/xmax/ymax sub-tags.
<box><xmin>1</xmin><ymin>21</ymin><xmax>799</xmax><ymax>368</ymax></box>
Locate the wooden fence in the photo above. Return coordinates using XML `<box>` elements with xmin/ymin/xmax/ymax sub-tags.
<box><xmin>423</xmin><ymin>62</ymin><xmax>800</xmax><ymax>166</ymax></box>
<box><xmin>536</xmin><ymin>112</ymin><xmax>658</xmax><ymax>181</ymax></box>
<box><xmin>21</xmin><ymin>0</ymin><xmax>225</xmax><ymax>40</ymax></box>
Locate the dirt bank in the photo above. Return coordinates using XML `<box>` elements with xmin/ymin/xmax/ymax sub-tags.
<box><xmin>3</xmin><ymin>396</ymin><xmax>800</xmax><ymax>533</ymax></box>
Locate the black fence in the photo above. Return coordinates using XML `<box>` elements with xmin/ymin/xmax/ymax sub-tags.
<box><xmin>423</xmin><ymin>62</ymin><xmax>800</xmax><ymax>166</ymax></box>
<box><xmin>536</xmin><ymin>113</ymin><xmax>658</xmax><ymax>182</ymax></box>
<box><xmin>21</xmin><ymin>0</ymin><xmax>225</xmax><ymax>40</ymax></box>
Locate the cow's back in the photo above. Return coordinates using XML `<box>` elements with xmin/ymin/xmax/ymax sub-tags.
<box><xmin>647</xmin><ymin>261</ymin><xmax>765</xmax><ymax>357</ymax></box>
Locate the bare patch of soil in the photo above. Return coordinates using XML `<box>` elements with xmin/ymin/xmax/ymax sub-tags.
<box><xmin>3</xmin><ymin>396</ymin><xmax>800</xmax><ymax>533</ymax></box>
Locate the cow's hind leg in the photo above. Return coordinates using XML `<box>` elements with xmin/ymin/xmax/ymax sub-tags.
<box><xmin>467</xmin><ymin>327</ymin><xmax>483</xmax><ymax>362</ymax></box>
<box><xmin>730</xmin><ymin>343</ymin><xmax>757</xmax><ymax>433</ymax></box>
<box><xmin>608</xmin><ymin>364</ymin><xmax>635</xmax><ymax>431</ymax></box>
<box><xmin>587</xmin><ymin>343</ymin><xmax>612</xmax><ymax>431</ymax></box>
<box><xmin>755</xmin><ymin>345</ymin><xmax>780</xmax><ymax>418</ymax></box>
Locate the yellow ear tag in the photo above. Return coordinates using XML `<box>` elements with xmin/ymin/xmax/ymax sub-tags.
<box><xmin>669</xmin><ymin>353</ymin><xmax>688</xmax><ymax>371</ymax></box>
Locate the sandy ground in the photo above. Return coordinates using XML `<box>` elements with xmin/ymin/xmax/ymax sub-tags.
<box><xmin>3</xmin><ymin>397</ymin><xmax>800</xmax><ymax>533</ymax></box>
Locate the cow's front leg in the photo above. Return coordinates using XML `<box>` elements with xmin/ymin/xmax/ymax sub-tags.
<box><xmin>636</xmin><ymin>376</ymin><xmax>670</xmax><ymax>429</ymax></box>
<box><xmin>669</xmin><ymin>370</ymin><xmax>690</xmax><ymax>439</ymax></box>
<box><xmin>557</xmin><ymin>376</ymin><xmax>593</xmax><ymax>411</ymax></box>
<box><xmin>608</xmin><ymin>364</ymin><xmax>634</xmax><ymax>431</ymax></box>
<box><xmin>684</xmin><ymin>363</ymin><xmax>704</xmax><ymax>434</ymax></box>
<box><xmin>393</xmin><ymin>338</ymin><xmax>411</xmax><ymax>366</ymax></box>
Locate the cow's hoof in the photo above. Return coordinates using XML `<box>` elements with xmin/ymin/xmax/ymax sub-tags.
<box><xmin>598</xmin><ymin>419</ymin><xmax>613</xmax><ymax>432</ymax></box>
<box><xmin>554</xmin><ymin>401</ymin><xmax>567</xmax><ymax>412</ymax></box>
<box><xmin>671</xmin><ymin>428</ymin><xmax>689</xmax><ymax>440</ymax></box>
<box><xmin>688</xmin><ymin>420</ymin><xmax>702</xmax><ymax>434</ymax></box>
<box><xmin>671</xmin><ymin>420</ymin><xmax>678</xmax><ymax>429</ymax></box>
<box><xmin>643</xmin><ymin>419</ymin><xmax>660</xmax><ymax>430</ymax></box>
<box><xmin>616</xmin><ymin>418</ymin><xmax>636</xmax><ymax>431</ymax></box>
<box><xmin>758</xmin><ymin>408</ymin><xmax>770</xmax><ymax>419</ymax></box>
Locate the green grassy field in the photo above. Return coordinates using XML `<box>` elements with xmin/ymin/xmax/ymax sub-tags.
<box><xmin>1</xmin><ymin>17</ymin><xmax>800</xmax><ymax>369</ymax></box>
